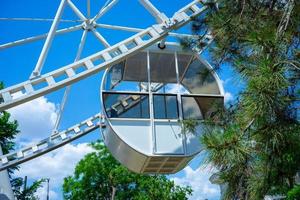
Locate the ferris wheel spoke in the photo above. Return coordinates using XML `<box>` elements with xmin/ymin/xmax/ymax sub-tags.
<box><xmin>0</xmin><ymin>0</ymin><xmax>207</xmax><ymax>112</ymax></box>
<box><xmin>0</xmin><ymin>26</ymin><xmax>165</xmax><ymax>111</ymax></box>
<box><xmin>139</xmin><ymin>0</ymin><xmax>167</xmax><ymax>23</ymax></box>
<box><xmin>0</xmin><ymin>24</ymin><xmax>83</xmax><ymax>50</ymax></box>
<box><xmin>95</xmin><ymin>23</ymin><xmax>144</xmax><ymax>33</ymax></box>
<box><xmin>31</xmin><ymin>0</ymin><xmax>68</xmax><ymax>78</ymax></box>
<box><xmin>67</xmin><ymin>0</ymin><xmax>87</xmax><ymax>21</ymax></box>
<box><xmin>0</xmin><ymin>17</ymin><xmax>83</xmax><ymax>23</ymax></box>
<box><xmin>95</xmin><ymin>23</ymin><xmax>210</xmax><ymax>40</ymax></box>
<box><xmin>53</xmin><ymin>30</ymin><xmax>88</xmax><ymax>133</ymax></box>
<box><xmin>0</xmin><ymin>114</ymin><xmax>101</xmax><ymax>172</ymax></box>
<box><xmin>91</xmin><ymin>0</ymin><xmax>119</xmax><ymax>23</ymax></box>
<box><xmin>91</xmin><ymin>29</ymin><xmax>111</xmax><ymax>48</ymax></box>
<box><xmin>0</xmin><ymin>0</ymin><xmax>210</xmax><ymax>171</ymax></box>
<box><xmin>87</xmin><ymin>0</ymin><xmax>91</xmax><ymax>19</ymax></box>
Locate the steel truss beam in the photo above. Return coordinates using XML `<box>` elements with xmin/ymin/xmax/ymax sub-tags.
<box><xmin>0</xmin><ymin>25</ymin><xmax>83</xmax><ymax>50</ymax></box>
<box><xmin>91</xmin><ymin>29</ymin><xmax>111</xmax><ymax>47</ymax></box>
<box><xmin>0</xmin><ymin>0</ymin><xmax>207</xmax><ymax>112</ymax></box>
<box><xmin>67</xmin><ymin>0</ymin><xmax>87</xmax><ymax>21</ymax></box>
<box><xmin>139</xmin><ymin>0</ymin><xmax>168</xmax><ymax>23</ymax></box>
<box><xmin>53</xmin><ymin>29</ymin><xmax>88</xmax><ymax>132</ymax></box>
<box><xmin>95</xmin><ymin>23</ymin><xmax>213</xmax><ymax>40</ymax></box>
<box><xmin>31</xmin><ymin>0</ymin><xmax>68</xmax><ymax>78</ymax></box>
<box><xmin>92</xmin><ymin>0</ymin><xmax>119</xmax><ymax>23</ymax></box>
<box><xmin>0</xmin><ymin>0</ymin><xmax>210</xmax><ymax>172</ymax></box>
<box><xmin>0</xmin><ymin>17</ymin><xmax>83</xmax><ymax>23</ymax></box>
<box><xmin>0</xmin><ymin>114</ymin><xmax>101</xmax><ymax>171</ymax></box>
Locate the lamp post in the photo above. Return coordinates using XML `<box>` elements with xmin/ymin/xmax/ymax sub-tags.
<box><xmin>46</xmin><ymin>178</ymin><xmax>50</xmax><ymax>200</ymax></box>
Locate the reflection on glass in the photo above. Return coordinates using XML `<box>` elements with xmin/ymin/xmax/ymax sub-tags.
<box><xmin>104</xmin><ymin>52</ymin><xmax>148</xmax><ymax>92</ymax></box>
<box><xmin>182</xmin><ymin>96</ymin><xmax>203</xmax><ymax>120</ymax></box>
<box><xmin>177</xmin><ymin>54</ymin><xmax>193</xmax><ymax>80</ymax></box>
<box><xmin>150</xmin><ymin>53</ymin><xmax>177</xmax><ymax>83</ymax></box>
<box><xmin>153</xmin><ymin>95</ymin><xmax>178</xmax><ymax>119</ymax></box>
<box><xmin>105</xmin><ymin>62</ymin><xmax>124</xmax><ymax>90</ymax></box>
<box><xmin>103</xmin><ymin>93</ymin><xmax>149</xmax><ymax>118</ymax></box>
<box><xmin>182</xmin><ymin>96</ymin><xmax>224</xmax><ymax>119</ymax></box>
<box><xmin>181</xmin><ymin>59</ymin><xmax>220</xmax><ymax>94</ymax></box>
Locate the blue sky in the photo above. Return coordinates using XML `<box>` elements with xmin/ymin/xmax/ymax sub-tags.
<box><xmin>0</xmin><ymin>1</ymin><xmax>241</xmax><ymax>199</ymax></box>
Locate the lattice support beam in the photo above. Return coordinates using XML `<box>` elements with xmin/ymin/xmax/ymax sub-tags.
<box><xmin>0</xmin><ymin>0</ymin><xmax>207</xmax><ymax>112</ymax></box>
<box><xmin>0</xmin><ymin>114</ymin><xmax>101</xmax><ymax>171</ymax></box>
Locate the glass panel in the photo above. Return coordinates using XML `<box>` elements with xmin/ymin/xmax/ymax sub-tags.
<box><xmin>104</xmin><ymin>52</ymin><xmax>148</xmax><ymax>92</ymax></box>
<box><xmin>103</xmin><ymin>93</ymin><xmax>149</xmax><ymax>118</ymax></box>
<box><xmin>182</xmin><ymin>96</ymin><xmax>203</xmax><ymax>120</ymax></box>
<box><xmin>105</xmin><ymin>62</ymin><xmax>124</xmax><ymax>90</ymax></box>
<box><xmin>181</xmin><ymin>59</ymin><xmax>220</xmax><ymax>94</ymax></box>
<box><xmin>123</xmin><ymin>52</ymin><xmax>148</xmax><ymax>82</ymax></box>
<box><xmin>150</xmin><ymin>53</ymin><xmax>177</xmax><ymax>83</ymax></box>
<box><xmin>153</xmin><ymin>95</ymin><xmax>165</xmax><ymax>119</ymax></box>
<box><xmin>177</xmin><ymin>54</ymin><xmax>193</xmax><ymax>81</ymax></box>
<box><xmin>154</xmin><ymin>83</ymin><xmax>179</xmax><ymax>94</ymax></box>
<box><xmin>166</xmin><ymin>95</ymin><xmax>178</xmax><ymax>119</ymax></box>
<box><xmin>182</xmin><ymin>96</ymin><xmax>224</xmax><ymax>119</ymax></box>
<box><xmin>153</xmin><ymin>94</ymin><xmax>178</xmax><ymax>119</ymax></box>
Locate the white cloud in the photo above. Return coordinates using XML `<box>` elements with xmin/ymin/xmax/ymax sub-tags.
<box><xmin>14</xmin><ymin>143</ymin><xmax>94</xmax><ymax>200</ymax></box>
<box><xmin>7</xmin><ymin>93</ymin><xmax>94</xmax><ymax>199</ymax></box>
<box><xmin>171</xmin><ymin>165</ymin><xmax>220</xmax><ymax>200</ymax></box>
<box><xmin>36</xmin><ymin>185</ymin><xmax>58</xmax><ymax>200</ymax></box>
<box><xmin>224</xmin><ymin>92</ymin><xmax>233</xmax><ymax>103</ymax></box>
<box><xmin>221</xmin><ymin>78</ymin><xmax>231</xmax><ymax>86</ymax></box>
<box><xmin>8</xmin><ymin>95</ymin><xmax>58</xmax><ymax>144</ymax></box>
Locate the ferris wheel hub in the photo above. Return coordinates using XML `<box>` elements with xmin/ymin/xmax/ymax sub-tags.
<box><xmin>82</xmin><ymin>20</ymin><xmax>96</xmax><ymax>31</ymax></box>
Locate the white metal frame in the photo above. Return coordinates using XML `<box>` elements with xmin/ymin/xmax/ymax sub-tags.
<box><xmin>100</xmin><ymin>43</ymin><xmax>224</xmax><ymax>156</ymax></box>
<box><xmin>0</xmin><ymin>0</ymin><xmax>215</xmax><ymax>172</ymax></box>
<box><xmin>31</xmin><ymin>0</ymin><xmax>68</xmax><ymax>78</ymax></box>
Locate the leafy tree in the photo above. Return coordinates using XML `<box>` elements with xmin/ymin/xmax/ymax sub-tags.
<box><xmin>63</xmin><ymin>141</ymin><xmax>192</xmax><ymax>200</ymax></box>
<box><xmin>0</xmin><ymin>82</ymin><xmax>45</xmax><ymax>200</ymax></box>
<box><xmin>11</xmin><ymin>177</ymin><xmax>46</xmax><ymax>200</ymax></box>
<box><xmin>0</xmin><ymin>82</ymin><xmax>19</xmax><ymax>177</ymax></box>
<box><xmin>0</xmin><ymin>82</ymin><xmax>19</xmax><ymax>156</ymax></box>
<box><xmin>287</xmin><ymin>185</ymin><xmax>300</xmax><ymax>200</ymax></box>
<box><xmin>183</xmin><ymin>0</ymin><xmax>300</xmax><ymax>199</ymax></box>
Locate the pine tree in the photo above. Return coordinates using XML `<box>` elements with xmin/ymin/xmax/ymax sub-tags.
<box><xmin>185</xmin><ymin>0</ymin><xmax>300</xmax><ymax>199</ymax></box>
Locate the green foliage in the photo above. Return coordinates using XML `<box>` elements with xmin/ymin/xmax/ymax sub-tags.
<box><xmin>1</xmin><ymin>81</ymin><xmax>43</xmax><ymax>199</ymax></box>
<box><xmin>0</xmin><ymin>82</ymin><xmax>20</xmax><ymax>177</ymax></box>
<box><xmin>181</xmin><ymin>119</ymin><xmax>200</xmax><ymax>134</ymax></box>
<box><xmin>63</xmin><ymin>141</ymin><xmax>192</xmax><ymax>200</ymax></box>
<box><xmin>0</xmin><ymin>82</ymin><xmax>19</xmax><ymax>155</ymax></box>
<box><xmin>186</xmin><ymin>0</ymin><xmax>300</xmax><ymax>199</ymax></box>
<box><xmin>11</xmin><ymin>177</ymin><xmax>46</xmax><ymax>200</ymax></box>
<box><xmin>0</xmin><ymin>111</ymin><xmax>19</xmax><ymax>154</ymax></box>
<box><xmin>287</xmin><ymin>185</ymin><xmax>300</xmax><ymax>200</ymax></box>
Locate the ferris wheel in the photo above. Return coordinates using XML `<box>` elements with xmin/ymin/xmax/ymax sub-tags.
<box><xmin>0</xmin><ymin>0</ymin><xmax>224</xmax><ymax>199</ymax></box>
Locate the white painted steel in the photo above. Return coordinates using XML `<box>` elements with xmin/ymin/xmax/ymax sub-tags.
<box><xmin>95</xmin><ymin>23</ymin><xmax>211</xmax><ymax>39</ymax></box>
<box><xmin>100</xmin><ymin>42</ymin><xmax>224</xmax><ymax>174</ymax></box>
<box><xmin>0</xmin><ymin>25</ymin><xmax>83</xmax><ymax>50</ymax></box>
<box><xmin>53</xmin><ymin>29</ymin><xmax>88</xmax><ymax>132</ymax></box>
<box><xmin>31</xmin><ymin>0</ymin><xmax>68</xmax><ymax>78</ymax></box>
<box><xmin>139</xmin><ymin>0</ymin><xmax>168</xmax><ymax>23</ymax></box>
<box><xmin>67</xmin><ymin>0</ymin><xmax>87</xmax><ymax>21</ymax></box>
<box><xmin>0</xmin><ymin>146</ymin><xmax>14</xmax><ymax>200</ymax></box>
<box><xmin>87</xmin><ymin>0</ymin><xmax>91</xmax><ymax>19</ymax></box>
<box><xmin>0</xmin><ymin>0</ymin><xmax>208</xmax><ymax>112</ymax></box>
<box><xmin>0</xmin><ymin>0</ymin><xmax>214</xmax><ymax>175</ymax></box>
<box><xmin>92</xmin><ymin>0</ymin><xmax>119</xmax><ymax>23</ymax></box>
<box><xmin>0</xmin><ymin>17</ymin><xmax>83</xmax><ymax>22</ymax></box>
<box><xmin>0</xmin><ymin>114</ymin><xmax>101</xmax><ymax>171</ymax></box>
<box><xmin>91</xmin><ymin>29</ymin><xmax>111</xmax><ymax>47</ymax></box>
